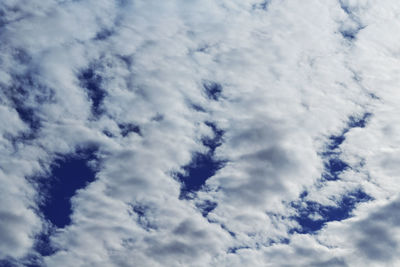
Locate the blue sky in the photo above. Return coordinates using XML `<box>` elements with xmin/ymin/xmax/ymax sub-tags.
<box><xmin>1</xmin><ymin>0</ymin><xmax>400</xmax><ymax>266</ymax></box>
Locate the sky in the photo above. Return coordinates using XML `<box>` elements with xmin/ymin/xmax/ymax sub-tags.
<box><xmin>1</xmin><ymin>0</ymin><xmax>400</xmax><ymax>266</ymax></box>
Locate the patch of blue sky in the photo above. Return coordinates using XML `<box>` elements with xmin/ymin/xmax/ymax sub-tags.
<box><xmin>195</xmin><ymin>200</ymin><xmax>217</xmax><ymax>217</ymax></box>
<box><xmin>130</xmin><ymin>204</ymin><xmax>157</xmax><ymax>231</ymax></box>
<box><xmin>291</xmin><ymin>112</ymin><xmax>373</xmax><ymax>233</ymax></box>
<box><xmin>291</xmin><ymin>189</ymin><xmax>372</xmax><ymax>234</ymax></box>
<box><xmin>322</xmin><ymin>112</ymin><xmax>371</xmax><ymax>181</ymax></box>
<box><xmin>78</xmin><ymin>67</ymin><xmax>106</xmax><ymax>117</ymax></box>
<box><xmin>118</xmin><ymin>123</ymin><xmax>142</xmax><ymax>137</ymax></box>
<box><xmin>30</xmin><ymin>148</ymin><xmax>98</xmax><ymax>257</ymax></box>
<box><xmin>38</xmin><ymin>148</ymin><xmax>98</xmax><ymax>228</ymax></box>
<box><xmin>203</xmin><ymin>81</ymin><xmax>223</xmax><ymax>101</ymax></box>
<box><xmin>177</xmin><ymin>122</ymin><xmax>225</xmax><ymax>199</ymax></box>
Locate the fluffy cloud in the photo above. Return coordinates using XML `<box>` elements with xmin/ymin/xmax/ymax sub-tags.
<box><xmin>1</xmin><ymin>0</ymin><xmax>400</xmax><ymax>266</ymax></box>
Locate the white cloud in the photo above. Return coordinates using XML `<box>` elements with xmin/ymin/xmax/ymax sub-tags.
<box><xmin>1</xmin><ymin>0</ymin><xmax>400</xmax><ymax>266</ymax></box>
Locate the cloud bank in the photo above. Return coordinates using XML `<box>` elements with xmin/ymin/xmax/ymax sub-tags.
<box><xmin>1</xmin><ymin>0</ymin><xmax>400</xmax><ymax>266</ymax></box>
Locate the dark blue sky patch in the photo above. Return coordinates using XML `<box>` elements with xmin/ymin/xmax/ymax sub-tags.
<box><xmin>102</xmin><ymin>130</ymin><xmax>115</xmax><ymax>138</ymax></box>
<box><xmin>177</xmin><ymin>122</ymin><xmax>225</xmax><ymax>199</ymax></box>
<box><xmin>202</xmin><ymin>122</ymin><xmax>224</xmax><ymax>151</ymax></box>
<box><xmin>339</xmin><ymin>25</ymin><xmax>365</xmax><ymax>41</ymax></box>
<box><xmin>37</xmin><ymin>148</ymin><xmax>98</xmax><ymax>228</ymax></box>
<box><xmin>327</xmin><ymin>112</ymin><xmax>371</xmax><ymax>150</ymax></box>
<box><xmin>78</xmin><ymin>68</ymin><xmax>106</xmax><ymax>117</ymax></box>
<box><xmin>292</xmin><ymin>112</ymin><xmax>373</xmax><ymax>233</ymax></box>
<box><xmin>118</xmin><ymin>123</ymin><xmax>142</xmax><ymax>137</ymax></box>
<box><xmin>337</xmin><ymin>0</ymin><xmax>365</xmax><ymax>42</ymax></box>
<box><xmin>369</xmin><ymin>92</ymin><xmax>379</xmax><ymax>100</ymax></box>
<box><xmin>94</xmin><ymin>28</ymin><xmax>114</xmax><ymax>41</ymax></box>
<box><xmin>195</xmin><ymin>200</ymin><xmax>217</xmax><ymax>217</ymax></box>
<box><xmin>130</xmin><ymin>204</ymin><xmax>157</xmax><ymax>231</ymax></box>
<box><xmin>340</xmin><ymin>29</ymin><xmax>357</xmax><ymax>40</ymax></box>
<box><xmin>203</xmin><ymin>81</ymin><xmax>222</xmax><ymax>101</ymax></box>
<box><xmin>339</xmin><ymin>0</ymin><xmax>365</xmax><ymax>42</ymax></box>
<box><xmin>299</xmin><ymin>191</ymin><xmax>308</xmax><ymax>199</ymax></box>
<box><xmin>33</xmin><ymin>231</ymin><xmax>57</xmax><ymax>257</ymax></box>
<box><xmin>227</xmin><ymin>246</ymin><xmax>250</xmax><ymax>254</ymax></box>
<box><xmin>117</xmin><ymin>54</ymin><xmax>133</xmax><ymax>68</ymax></box>
<box><xmin>322</xmin><ymin>158</ymin><xmax>349</xmax><ymax>181</ymax></box>
<box><xmin>196</xmin><ymin>44</ymin><xmax>210</xmax><ymax>53</ymax></box>
<box><xmin>6</xmin><ymin>73</ymin><xmax>47</xmax><ymax>137</ymax></box>
<box><xmin>291</xmin><ymin>189</ymin><xmax>372</xmax><ymax>234</ymax></box>
<box><xmin>266</xmin><ymin>237</ymin><xmax>290</xmax><ymax>246</ymax></box>
<box><xmin>220</xmin><ymin>224</ymin><xmax>236</xmax><ymax>238</ymax></box>
<box><xmin>178</xmin><ymin>153</ymin><xmax>225</xmax><ymax>199</ymax></box>
<box><xmin>190</xmin><ymin>103</ymin><xmax>206</xmax><ymax>112</ymax></box>
<box><xmin>348</xmin><ymin>112</ymin><xmax>371</xmax><ymax>128</ymax></box>
<box><xmin>5</xmin><ymin>107</ymin><xmax>40</xmax><ymax>144</ymax></box>
<box><xmin>252</xmin><ymin>0</ymin><xmax>270</xmax><ymax>10</ymax></box>
<box><xmin>328</xmin><ymin>135</ymin><xmax>345</xmax><ymax>151</ymax></box>
<box><xmin>14</xmin><ymin>105</ymin><xmax>40</xmax><ymax>132</ymax></box>
<box><xmin>278</xmin><ymin>238</ymin><xmax>290</xmax><ymax>244</ymax></box>
<box><xmin>321</xmin><ymin>112</ymin><xmax>371</xmax><ymax>181</ymax></box>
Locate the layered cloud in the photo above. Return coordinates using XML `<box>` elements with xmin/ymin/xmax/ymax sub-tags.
<box><xmin>1</xmin><ymin>0</ymin><xmax>400</xmax><ymax>266</ymax></box>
